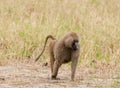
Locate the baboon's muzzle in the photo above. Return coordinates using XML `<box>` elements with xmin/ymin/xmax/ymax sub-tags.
<box><xmin>72</xmin><ymin>42</ymin><xmax>79</xmax><ymax>50</ymax></box>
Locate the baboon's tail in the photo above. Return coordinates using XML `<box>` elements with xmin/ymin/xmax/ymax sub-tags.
<box><xmin>35</xmin><ymin>35</ymin><xmax>55</xmax><ymax>62</ymax></box>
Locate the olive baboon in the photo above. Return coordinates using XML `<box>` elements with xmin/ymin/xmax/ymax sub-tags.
<box><xmin>35</xmin><ymin>32</ymin><xmax>80</xmax><ymax>80</ymax></box>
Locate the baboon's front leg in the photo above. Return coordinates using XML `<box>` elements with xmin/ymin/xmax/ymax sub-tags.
<box><xmin>71</xmin><ymin>51</ymin><xmax>79</xmax><ymax>81</ymax></box>
<box><xmin>71</xmin><ymin>59</ymin><xmax>78</xmax><ymax>81</ymax></box>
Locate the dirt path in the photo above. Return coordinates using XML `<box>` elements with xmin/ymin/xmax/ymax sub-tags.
<box><xmin>0</xmin><ymin>60</ymin><xmax>120</xmax><ymax>88</ymax></box>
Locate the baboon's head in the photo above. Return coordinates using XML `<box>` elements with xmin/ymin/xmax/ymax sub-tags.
<box><xmin>64</xmin><ymin>32</ymin><xmax>79</xmax><ymax>50</ymax></box>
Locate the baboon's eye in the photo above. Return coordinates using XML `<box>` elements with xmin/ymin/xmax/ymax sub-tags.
<box><xmin>74</xmin><ymin>40</ymin><xmax>79</xmax><ymax>42</ymax></box>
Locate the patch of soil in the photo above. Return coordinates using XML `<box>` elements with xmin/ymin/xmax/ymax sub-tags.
<box><xmin>0</xmin><ymin>60</ymin><xmax>120</xmax><ymax>88</ymax></box>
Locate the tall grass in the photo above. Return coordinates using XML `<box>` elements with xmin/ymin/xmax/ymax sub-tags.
<box><xmin>0</xmin><ymin>0</ymin><xmax>120</xmax><ymax>65</ymax></box>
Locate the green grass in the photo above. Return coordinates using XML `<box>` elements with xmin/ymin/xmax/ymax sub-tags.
<box><xmin>0</xmin><ymin>0</ymin><xmax>120</xmax><ymax>65</ymax></box>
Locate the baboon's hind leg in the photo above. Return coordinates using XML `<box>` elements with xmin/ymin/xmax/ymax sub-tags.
<box><xmin>49</xmin><ymin>40</ymin><xmax>56</xmax><ymax>74</ymax></box>
<box><xmin>50</xmin><ymin>54</ymin><xmax>55</xmax><ymax>73</ymax></box>
<box><xmin>51</xmin><ymin>60</ymin><xmax>61</xmax><ymax>80</ymax></box>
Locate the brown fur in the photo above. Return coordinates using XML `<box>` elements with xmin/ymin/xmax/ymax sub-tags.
<box><xmin>35</xmin><ymin>32</ymin><xmax>80</xmax><ymax>80</ymax></box>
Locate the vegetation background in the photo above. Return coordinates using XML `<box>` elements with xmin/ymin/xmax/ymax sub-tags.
<box><xmin>0</xmin><ymin>0</ymin><xmax>120</xmax><ymax>66</ymax></box>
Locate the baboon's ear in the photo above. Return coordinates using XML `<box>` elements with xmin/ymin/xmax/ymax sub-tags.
<box><xmin>64</xmin><ymin>37</ymin><xmax>73</xmax><ymax>48</ymax></box>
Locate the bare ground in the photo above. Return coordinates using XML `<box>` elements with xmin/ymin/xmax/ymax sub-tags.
<box><xmin>0</xmin><ymin>60</ymin><xmax>120</xmax><ymax>88</ymax></box>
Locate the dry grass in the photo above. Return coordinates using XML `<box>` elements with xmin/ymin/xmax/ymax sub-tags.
<box><xmin>0</xmin><ymin>0</ymin><xmax>120</xmax><ymax>66</ymax></box>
